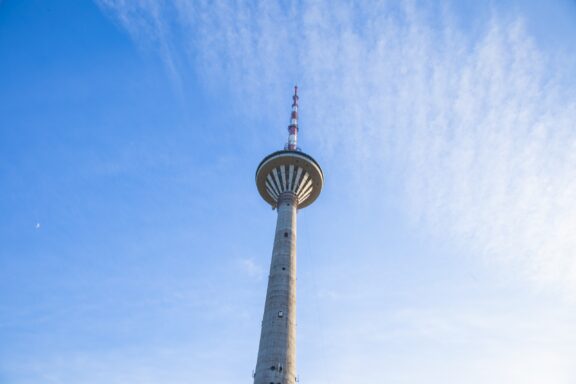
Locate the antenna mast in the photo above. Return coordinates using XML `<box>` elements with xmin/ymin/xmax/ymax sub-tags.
<box><xmin>286</xmin><ymin>85</ymin><xmax>299</xmax><ymax>151</ymax></box>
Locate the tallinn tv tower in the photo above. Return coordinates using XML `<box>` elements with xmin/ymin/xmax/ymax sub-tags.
<box><xmin>253</xmin><ymin>86</ymin><xmax>323</xmax><ymax>384</ymax></box>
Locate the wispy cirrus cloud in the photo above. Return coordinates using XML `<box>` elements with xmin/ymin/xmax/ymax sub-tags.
<box><xmin>237</xmin><ymin>257</ymin><xmax>264</xmax><ymax>280</ymax></box>
<box><xmin>313</xmin><ymin>304</ymin><xmax>576</xmax><ymax>384</ymax></box>
<box><xmin>95</xmin><ymin>0</ymin><xmax>576</xmax><ymax>294</ymax></box>
<box><xmin>96</xmin><ymin>0</ymin><xmax>182</xmax><ymax>86</ymax></box>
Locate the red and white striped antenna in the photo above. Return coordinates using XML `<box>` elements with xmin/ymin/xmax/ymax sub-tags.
<box><xmin>286</xmin><ymin>85</ymin><xmax>299</xmax><ymax>151</ymax></box>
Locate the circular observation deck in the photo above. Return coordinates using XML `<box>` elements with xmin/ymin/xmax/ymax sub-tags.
<box><xmin>256</xmin><ymin>150</ymin><xmax>323</xmax><ymax>209</ymax></box>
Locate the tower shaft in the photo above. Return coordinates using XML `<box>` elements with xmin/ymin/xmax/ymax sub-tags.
<box><xmin>254</xmin><ymin>87</ymin><xmax>323</xmax><ymax>384</ymax></box>
<box><xmin>254</xmin><ymin>192</ymin><xmax>298</xmax><ymax>384</ymax></box>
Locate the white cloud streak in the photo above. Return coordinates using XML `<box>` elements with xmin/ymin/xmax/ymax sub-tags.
<box><xmin>95</xmin><ymin>0</ymin><xmax>182</xmax><ymax>86</ymax></box>
<box><xmin>237</xmin><ymin>257</ymin><xmax>264</xmax><ymax>280</ymax></box>
<box><xmin>95</xmin><ymin>0</ymin><xmax>576</xmax><ymax>294</ymax></box>
<box><xmin>95</xmin><ymin>0</ymin><xmax>576</xmax><ymax>292</ymax></box>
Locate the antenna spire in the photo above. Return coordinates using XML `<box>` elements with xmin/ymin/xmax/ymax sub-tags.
<box><xmin>286</xmin><ymin>85</ymin><xmax>299</xmax><ymax>151</ymax></box>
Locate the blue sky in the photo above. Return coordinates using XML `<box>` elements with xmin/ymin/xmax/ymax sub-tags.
<box><xmin>1</xmin><ymin>0</ymin><xmax>576</xmax><ymax>383</ymax></box>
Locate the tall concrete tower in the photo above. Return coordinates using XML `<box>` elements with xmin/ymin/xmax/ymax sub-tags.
<box><xmin>253</xmin><ymin>86</ymin><xmax>323</xmax><ymax>384</ymax></box>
